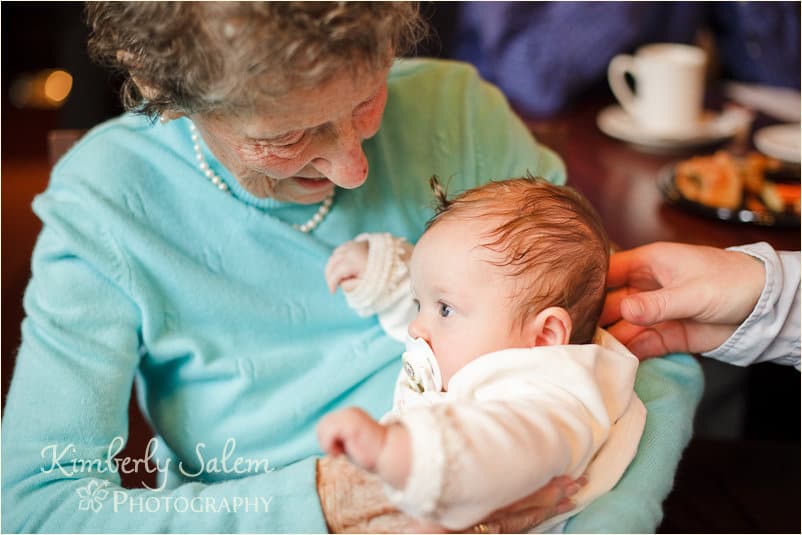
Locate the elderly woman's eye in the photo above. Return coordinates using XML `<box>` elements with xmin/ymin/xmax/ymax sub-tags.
<box><xmin>246</xmin><ymin>131</ymin><xmax>306</xmax><ymax>150</ymax></box>
<box><xmin>270</xmin><ymin>132</ymin><xmax>307</xmax><ymax>148</ymax></box>
<box><xmin>439</xmin><ymin>302</ymin><xmax>453</xmax><ymax>318</ymax></box>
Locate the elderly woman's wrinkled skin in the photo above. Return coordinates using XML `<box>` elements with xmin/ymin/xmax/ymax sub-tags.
<box><xmin>188</xmin><ymin>66</ymin><xmax>390</xmax><ymax>204</ymax></box>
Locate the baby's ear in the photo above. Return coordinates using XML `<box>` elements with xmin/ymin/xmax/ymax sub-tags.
<box><xmin>524</xmin><ymin>307</ymin><xmax>572</xmax><ymax>347</ymax></box>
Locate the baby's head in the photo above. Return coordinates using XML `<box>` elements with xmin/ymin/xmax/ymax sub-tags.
<box><xmin>408</xmin><ymin>175</ymin><xmax>610</xmax><ymax>387</ymax></box>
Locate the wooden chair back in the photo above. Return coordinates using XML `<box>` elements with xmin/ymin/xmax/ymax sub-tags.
<box><xmin>47</xmin><ymin>129</ymin><xmax>86</xmax><ymax>167</ymax></box>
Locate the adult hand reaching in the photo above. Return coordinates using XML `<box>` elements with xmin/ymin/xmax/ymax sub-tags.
<box><xmin>317</xmin><ymin>456</ymin><xmax>583</xmax><ymax>533</ymax></box>
<box><xmin>468</xmin><ymin>475</ymin><xmax>585</xmax><ymax>534</ymax></box>
<box><xmin>601</xmin><ymin>242</ymin><xmax>766</xmax><ymax>359</ymax></box>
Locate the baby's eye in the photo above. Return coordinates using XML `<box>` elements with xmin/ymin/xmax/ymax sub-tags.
<box><xmin>439</xmin><ymin>302</ymin><xmax>454</xmax><ymax>318</ymax></box>
<box><xmin>412</xmin><ymin>299</ymin><xmax>420</xmax><ymax>312</ymax></box>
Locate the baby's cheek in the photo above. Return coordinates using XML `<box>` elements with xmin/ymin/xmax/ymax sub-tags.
<box><xmin>440</xmin><ymin>344</ymin><xmax>487</xmax><ymax>390</ymax></box>
<box><xmin>436</xmin><ymin>349</ymin><xmax>463</xmax><ymax>391</ymax></box>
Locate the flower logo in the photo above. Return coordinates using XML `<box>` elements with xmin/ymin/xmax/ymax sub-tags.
<box><xmin>76</xmin><ymin>480</ymin><xmax>110</xmax><ymax>512</ymax></box>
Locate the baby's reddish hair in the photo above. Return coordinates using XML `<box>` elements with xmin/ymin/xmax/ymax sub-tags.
<box><xmin>426</xmin><ymin>175</ymin><xmax>610</xmax><ymax>344</ymax></box>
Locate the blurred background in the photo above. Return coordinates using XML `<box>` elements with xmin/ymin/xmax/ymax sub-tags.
<box><xmin>2</xmin><ymin>2</ymin><xmax>799</xmax><ymax>533</ymax></box>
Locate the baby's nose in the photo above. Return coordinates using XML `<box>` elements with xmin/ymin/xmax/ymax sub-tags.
<box><xmin>407</xmin><ymin>316</ymin><xmax>429</xmax><ymax>344</ymax></box>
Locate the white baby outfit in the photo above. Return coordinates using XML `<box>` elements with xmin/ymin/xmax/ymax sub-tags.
<box><xmin>342</xmin><ymin>233</ymin><xmax>647</xmax><ymax>532</ymax></box>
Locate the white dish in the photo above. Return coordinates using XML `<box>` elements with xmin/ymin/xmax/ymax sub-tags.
<box><xmin>753</xmin><ymin>124</ymin><xmax>801</xmax><ymax>164</ymax></box>
<box><xmin>725</xmin><ymin>82</ymin><xmax>801</xmax><ymax>123</ymax></box>
<box><xmin>597</xmin><ymin>105</ymin><xmax>753</xmax><ymax>151</ymax></box>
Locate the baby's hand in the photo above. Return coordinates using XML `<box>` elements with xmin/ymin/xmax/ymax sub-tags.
<box><xmin>317</xmin><ymin>407</ymin><xmax>412</xmax><ymax>490</ymax></box>
<box><xmin>324</xmin><ymin>240</ymin><xmax>369</xmax><ymax>293</ymax></box>
<box><xmin>317</xmin><ymin>407</ymin><xmax>386</xmax><ymax>471</ymax></box>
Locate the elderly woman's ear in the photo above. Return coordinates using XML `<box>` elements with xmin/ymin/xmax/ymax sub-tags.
<box><xmin>129</xmin><ymin>77</ymin><xmax>185</xmax><ymax>122</ymax></box>
<box><xmin>156</xmin><ymin>110</ymin><xmax>184</xmax><ymax>122</ymax></box>
<box><xmin>116</xmin><ymin>50</ymin><xmax>184</xmax><ymax>122</ymax></box>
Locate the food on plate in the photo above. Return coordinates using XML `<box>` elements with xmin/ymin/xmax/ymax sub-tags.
<box><xmin>675</xmin><ymin>150</ymin><xmax>799</xmax><ymax>215</ymax></box>
<box><xmin>742</xmin><ymin>152</ymin><xmax>778</xmax><ymax>194</ymax></box>
<box><xmin>773</xmin><ymin>183</ymin><xmax>802</xmax><ymax>210</ymax></box>
<box><xmin>675</xmin><ymin>151</ymin><xmax>742</xmax><ymax>209</ymax></box>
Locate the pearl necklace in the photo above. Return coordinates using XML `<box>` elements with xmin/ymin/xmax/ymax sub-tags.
<box><xmin>188</xmin><ymin>122</ymin><xmax>334</xmax><ymax>233</ymax></box>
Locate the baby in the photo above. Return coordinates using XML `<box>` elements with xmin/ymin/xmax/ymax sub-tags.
<box><xmin>318</xmin><ymin>176</ymin><xmax>646</xmax><ymax>532</ymax></box>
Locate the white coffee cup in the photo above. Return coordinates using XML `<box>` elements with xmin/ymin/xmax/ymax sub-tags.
<box><xmin>608</xmin><ymin>43</ymin><xmax>707</xmax><ymax>136</ymax></box>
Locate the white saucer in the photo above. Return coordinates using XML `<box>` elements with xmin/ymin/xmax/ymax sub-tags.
<box><xmin>597</xmin><ymin>105</ymin><xmax>753</xmax><ymax>151</ymax></box>
<box><xmin>754</xmin><ymin>124</ymin><xmax>801</xmax><ymax>164</ymax></box>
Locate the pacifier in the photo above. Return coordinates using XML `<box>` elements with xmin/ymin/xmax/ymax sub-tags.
<box><xmin>401</xmin><ymin>337</ymin><xmax>443</xmax><ymax>393</ymax></box>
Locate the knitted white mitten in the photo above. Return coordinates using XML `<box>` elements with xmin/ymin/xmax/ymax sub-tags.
<box><xmin>343</xmin><ymin>233</ymin><xmax>414</xmax><ymax>317</ymax></box>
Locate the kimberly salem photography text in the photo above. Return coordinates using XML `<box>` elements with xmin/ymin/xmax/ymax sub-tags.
<box><xmin>41</xmin><ymin>436</ymin><xmax>271</xmax><ymax>491</ymax></box>
<box><xmin>76</xmin><ymin>480</ymin><xmax>274</xmax><ymax>514</ymax></box>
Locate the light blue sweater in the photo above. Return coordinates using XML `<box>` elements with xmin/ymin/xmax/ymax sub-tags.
<box><xmin>2</xmin><ymin>59</ymin><xmax>701</xmax><ymax>533</ymax></box>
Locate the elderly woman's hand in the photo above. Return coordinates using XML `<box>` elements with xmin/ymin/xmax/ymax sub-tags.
<box><xmin>459</xmin><ymin>475</ymin><xmax>585</xmax><ymax>534</ymax></box>
<box><xmin>317</xmin><ymin>455</ymin><xmax>584</xmax><ymax>533</ymax></box>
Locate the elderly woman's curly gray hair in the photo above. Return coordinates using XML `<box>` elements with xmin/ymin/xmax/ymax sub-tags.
<box><xmin>86</xmin><ymin>2</ymin><xmax>427</xmax><ymax>118</ymax></box>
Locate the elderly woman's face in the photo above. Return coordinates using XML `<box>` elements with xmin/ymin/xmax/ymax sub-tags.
<box><xmin>190</xmin><ymin>66</ymin><xmax>389</xmax><ymax>204</ymax></box>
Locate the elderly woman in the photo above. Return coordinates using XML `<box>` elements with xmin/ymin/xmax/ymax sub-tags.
<box><xmin>2</xmin><ymin>2</ymin><xmax>701</xmax><ymax>533</ymax></box>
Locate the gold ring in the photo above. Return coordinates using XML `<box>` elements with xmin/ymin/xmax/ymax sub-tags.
<box><xmin>474</xmin><ymin>523</ymin><xmax>489</xmax><ymax>534</ymax></box>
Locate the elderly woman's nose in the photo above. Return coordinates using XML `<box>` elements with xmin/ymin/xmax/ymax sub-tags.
<box><xmin>314</xmin><ymin>147</ymin><xmax>368</xmax><ymax>189</ymax></box>
<box><xmin>336</xmin><ymin>116</ymin><xmax>366</xmax><ymax>149</ymax></box>
<box><xmin>313</xmin><ymin>122</ymin><xmax>369</xmax><ymax>189</ymax></box>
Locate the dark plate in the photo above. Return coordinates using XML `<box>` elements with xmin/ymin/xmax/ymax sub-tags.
<box><xmin>657</xmin><ymin>165</ymin><xmax>801</xmax><ymax>228</ymax></box>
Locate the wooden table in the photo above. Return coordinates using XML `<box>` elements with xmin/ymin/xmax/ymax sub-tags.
<box><xmin>524</xmin><ymin>97</ymin><xmax>800</xmax><ymax>252</ymax></box>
